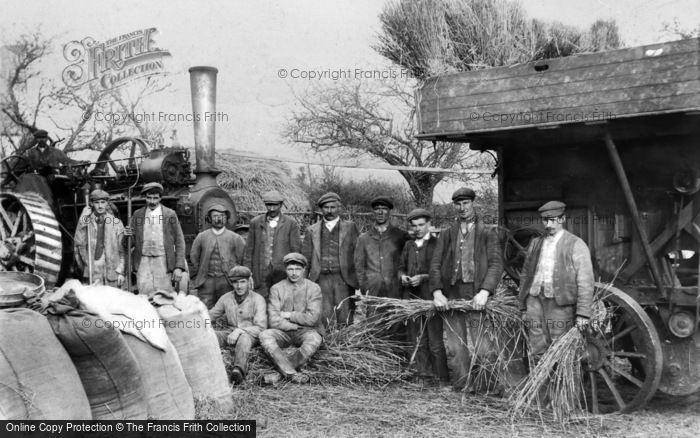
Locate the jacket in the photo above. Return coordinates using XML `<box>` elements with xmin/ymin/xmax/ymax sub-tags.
<box><xmin>398</xmin><ymin>236</ymin><xmax>438</xmax><ymax>300</ymax></box>
<box><xmin>127</xmin><ymin>205</ymin><xmax>187</xmax><ymax>273</ymax></box>
<box><xmin>302</xmin><ymin>219</ymin><xmax>359</xmax><ymax>289</ymax></box>
<box><xmin>74</xmin><ymin>211</ymin><xmax>125</xmax><ymax>281</ymax></box>
<box><xmin>243</xmin><ymin>213</ymin><xmax>302</xmax><ymax>287</ymax></box>
<box><xmin>518</xmin><ymin>230</ymin><xmax>594</xmax><ymax>318</ymax></box>
<box><xmin>429</xmin><ymin>218</ymin><xmax>503</xmax><ymax>295</ymax></box>
<box><xmin>209</xmin><ymin>291</ymin><xmax>267</xmax><ymax>339</ymax></box>
<box><xmin>354</xmin><ymin>225</ymin><xmax>409</xmax><ymax>297</ymax></box>
<box><xmin>190</xmin><ymin>228</ymin><xmax>246</xmax><ymax>289</ymax></box>
<box><xmin>267</xmin><ymin>278</ymin><xmax>323</xmax><ymax>332</ymax></box>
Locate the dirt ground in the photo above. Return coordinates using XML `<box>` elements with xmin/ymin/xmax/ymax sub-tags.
<box><xmin>197</xmin><ymin>383</ymin><xmax>700</xmax><ymax>437</ymax></box>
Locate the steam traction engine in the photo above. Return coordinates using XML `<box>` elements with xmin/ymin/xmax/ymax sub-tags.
<box><xmin>0</xmin><ymin>66</ymin><xmax>234</xmax><ymax>288</ymax></box>
<box><xmin>416</xmin><ymin>38</ymin><xmax>700</xmax><ymax>413</ymax></box>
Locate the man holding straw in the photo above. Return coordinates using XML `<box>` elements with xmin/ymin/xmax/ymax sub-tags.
<box><xmin>518</xmin><ymin>201</ymin><xmax>593</xmax><ymax>360</ymax></box>
<box><xmin>429</xmin><ymin>187</ymin><xmax>503</xmax><ymax>390</ymax></box>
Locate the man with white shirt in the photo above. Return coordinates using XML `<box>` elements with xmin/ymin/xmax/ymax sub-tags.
<box><xmin>399</xmin><ymin>208</ymin><xmax>449</xmax><ymax>386</ymax></box>
<box><xmin>191</xmin><ymin>204</ymin><xmax>246</xmax><ymax>308</ymax></box>
<box><xmin>124</xmin><ymin>182</ymin><xmax>187</xmax><ymax>296</ymax></box>
<box><xmin>429</xmin><ymin>187</ymin><xmax>503</xmax><ymax>390</ymax></box>
<box><xmin>243</xmin><ymin>190</ymin><xmax>302</xmax><ymax>299</ymax></box>
<box><xmin>302</xmin><ymin>192</ymin><xmax>359</xmax><ymax>325</ymax></box>
<box><xmin>518</xmin><ymin>201</ymin><xmax>594</xmax><ymax>359</ymax></box>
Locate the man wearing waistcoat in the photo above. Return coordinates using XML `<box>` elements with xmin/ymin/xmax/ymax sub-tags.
<box><xmin>429</xmin><ymin>187</ymin><xmax>503</xmax><ymax>390</ymax></box>
<box><xmin>354</xmin><ymin>196</ymin><xmax>409</xmax><ymax>298</ymax></box>
<box><xmin>243</xmin><ymin>190</ymin><xmax>302</xmax><ymax>299</ymax></box>
<box><xmin>302</xmin><ymin>192</ymin><xmax>359</xmax><ymax>325</ymax></box>
<box><xmin>124</xmin><ymin>182</ymin><xmax>187</xmax><ymax>296</ymax></box>
<box><xmin>190</xmin><ymin>204</ymin><xmax>246</xmax><ymax>308</ymax></box>
<box><xmin>518</xmin><ymin>201</ymin><xmax>593</xmax><ymax>359</ymax></box>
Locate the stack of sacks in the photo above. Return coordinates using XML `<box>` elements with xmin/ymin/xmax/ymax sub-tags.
<box><xmin>0</xmin><ymin>308</ymin><xmax>91</xmax><ymax>420</ymax></box>
<box><xmin>152</xmin><ymin>291</ymin><xmax>232</xmax><ymax>412</ymax></box>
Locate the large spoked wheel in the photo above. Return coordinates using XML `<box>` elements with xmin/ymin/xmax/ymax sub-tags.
<box><xmin>502</xmin><ymin>226</ymin><xmax>543</xmax><ymax>281</ymax></box>
<box><xmin>582</xmin><ymin>282</ymin><xmax>662</xmax><ymax>414</ymax></box>
<box><xmin>91</xmin><ymin>137</ymin><xmax>149</xmax><ymax>178</ymax></box>
<box><xmin>0</xmin><ymin>192</ymin><xmax>63</xmax><ymax>287</ymax></box>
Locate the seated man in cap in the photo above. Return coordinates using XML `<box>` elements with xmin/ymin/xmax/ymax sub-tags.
<box><xmin>399</xmin><ymin>208</ymin><xmax>449</xmax><ymax>386</ymax></box>
<box><xmin>302</xmin><ymin>192</ymin><xmax>359</xmax><ymax>325</ymax></box>
<box><xmin>259</xmin><ymin>252</ymin><xmax>323</xmax><ymax>384</ymax></box>
<box><xmin>190</xmin><ymin>203</ymin><xmax>246</xmax><ymax>308</ymax></box>
<box><xmin>124</xmin><ymin>182</ymin><xmax>187</xmax><ymax>296</ymax></box>
<box><xmin>74</xmin><ymin>189</ymin><xmax>126</xmax><ymax>287</ymax></box>
<box><xmin>429</xmin><ymin>187</ymin><xmax>503</xmax><ymax>390</ymax></box>
<box><xmin>23</xmin><ymin>129</ymin><xmax>84</xmax><ymax>175</ymax></box>
<box><xmin>354</xmin><ymin>196</ymin><xmax>409</xmax><ymax>299</ymax></box>
<box><xmin>243</xmin><ymin>190</ymin><xmax>301</xmax><ymax>299</ymax></box>
<box><xmin>209</xmin><ymin>266</ymin><xmax>267</xmax><ymax>384</ymax></box>
<box><xmin>519</xmin><ymin>201</ymin><xmax>593</xmax><ymax>361</ymax></box>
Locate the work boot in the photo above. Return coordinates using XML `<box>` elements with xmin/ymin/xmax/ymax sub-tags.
<box><xmin>267</xmin><ymin>347</ymin><xmax>297</xmax><ymax>377</ymax></box>
<box><xmin>287</xmin><ymin>349</ymin><xmax>308</xmax><ymax>370</ymax></box>
<box><xmin>230</xmin><ymin>367</ymin><xmax>244</xmax><ymax>385</ymax></box>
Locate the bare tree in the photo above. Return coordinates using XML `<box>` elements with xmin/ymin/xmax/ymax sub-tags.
<box><xmin>285</xmin><ymin>79</ymin><xmax>492</xmax><ymax>207</ymax></box>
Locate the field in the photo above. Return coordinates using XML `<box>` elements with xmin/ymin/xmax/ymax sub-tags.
<box><xmin>196</xmin><ymin>381</ymin><xmax>700</xmax><ymax>437</ymax></box>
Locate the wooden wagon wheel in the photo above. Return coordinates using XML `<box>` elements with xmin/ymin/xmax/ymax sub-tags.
<box><xmin>581</xmin><ymin>282</ymin><xmax>663</xmax><ymax>414</ymax></box>
<box><xmin>0</xmin><ymin>192</ymin><xmax>63</xmax><ymax>287</ymax></box>
<box><xmin>502</xmin><ymin>226</ymin><xmax>544</xmax><ymax>282</ymax></box>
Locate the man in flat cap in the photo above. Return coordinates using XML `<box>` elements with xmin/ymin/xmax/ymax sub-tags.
<box><xmin>399</xmin><ymin>208</ymin><xmax>449</xmax><ymax>386</ymax></box>
<box><xmin>302</xmin><ymin>192</ymin><xmax>359</xmax><ymax>325</ymax></box>
<box><xmin>124</xmin><ymin>182</ymin><xmax>187</xmax><ymax>296</ymax></box>
<box><xmin>354</xmin><ymin>196</ymin><xmax>409</xmax><ymax>300</ymax></box>
<box><xmin>24</xmin><ymin>129</ymin><xmax>84</xmax><ymax>175</ymax></box>
<box><xmin>209</xmin><ymin>266</ymin><xmax>267</xmax><ymax>384</ymax></box>
<box><xmin>429</xmin><ymin>187</ymin><xmax>503</xmax><ymax>390</ymax></box>
<box><xmin>190</xmin><ymin>203</ymin><xmax>246</xmax><ymax>308</ymax></box>
<box><xmin>243</xmin><ymin>190</ymin><xmax>301</xmax><ymax>299</ymax></box>
<box><xmin>259</xmin><ymin>252</ymin><xmax>323</xmax><ymax>384</ymax></box>
<box><xmin>519</xmin><ymin>201</ymin><xmax>594</xmax><ymax>360</ymax></box>
<box><xmin>74</xmin><ymin>189</ymin><xmax>126</xmax><ymax>287</ymax></box>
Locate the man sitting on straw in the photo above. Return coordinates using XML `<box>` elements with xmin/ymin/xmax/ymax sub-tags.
<box><xmin>518</xmin><ymin>201</ymin><xmax>593</xmax><ymax>360</ymax></box>
<box><xmin>399</xmin><ymin>208</ymin><xmax>449</xmax><ymax>387</ymax></box>
<box><xmin>429</xmin><ymin>187</ymin><xmax>503</xmax><ymax>391</ymax></box>
<box><xmin>209</xmin><ymin>266</ymin><xmax>267</xmax><ymax>384</ymax></box>
<box><xmin>259</xmin><ymin>252</ymin><xmax>323</xmax><ymax>384</ymax></box>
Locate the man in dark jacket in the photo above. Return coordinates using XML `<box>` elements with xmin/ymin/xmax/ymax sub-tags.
<box><xmin>302</xmin><ymin>192</ymin><xmax>358</xmax><ymax>325</ymax></box>
<box><xmin>190</xmin><ymin>204</ymin><xmax>246</xmax><ymax>308</ymax></box>
<box><xmin>399</xmin><ymin>208</ymin><xmax>449</xmax><ymax>386</ymax></box>
<box><xmin>354</xmin><ymin>196</ymin><xmax>409</xmax><ymax>298</ymax></box>
<box><xmin>518</xmin><ymin>201</ymin><xmax>594</xmax><ymax>359</ymax></box>
<box><xmin>429</xmin><ymin>187</ymin><xmax>503</xmax><ymax>390</ymax></box>
<box><xmin>243</xmin><ymin>190</ymin><xmax>301</xmax><ymax>299</ymax></box>
<box><xmin>124</xmin><ymin>182</ymin><xmax>187</xmax><ymax>296</ymax></box>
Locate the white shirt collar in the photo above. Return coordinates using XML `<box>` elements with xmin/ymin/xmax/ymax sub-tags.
<box><xmin>211</xmin><ymin>227</ymin><xmax>226</xmax><ymax>235</ymax></box>
<box><xmin>147</xmin><ymin>205</ymin><xmax>162</xmax><ymax>217</ymax></box>
<box><xmin>415</xmin><ymin>232</ymin><xmax>431</xmax><ymax>248</ymax></box>
<box><xmin>324</xmin><ymin>217</ymin><xmax>340</xmax><ymax>231</ymax></box>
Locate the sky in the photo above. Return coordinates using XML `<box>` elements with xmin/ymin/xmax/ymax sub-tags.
<box><xmin>1</xmin><ymin>0</ymin><xmax>699</xmax><ymax>201</ymax></box>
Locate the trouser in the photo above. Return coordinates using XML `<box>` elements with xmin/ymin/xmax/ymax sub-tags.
<box><xmin>82</xmin><ymin>255</ymin><xmax>120</xmax><ymax>287</ymax></box>
<box><xmin>407</xmin><ymin>315</ymin><xmax>449</xmax><ymax>382</ymax></box>
<box><xmin>195</xmin><ymin>275</ymin><xmax>230</xmax><ymax>309</ymax></box>
<box><xmin>318</xmin><ymin>272</ymin><xmax>354</xmax><ymax>326</ymax></box>
<box><xmin>214</xmin><ymin>330</ymin><xmax>257</xmax><ymax>375</ymax></box>
<box><xmin>137</xmin><ymin>255</ymin><xmax>173</xmax><ymax>296</ymax></box>
<box><xmin>525</xmin><ymin>294</ymin><xmax>575</xmax><ymax>359</ymax></box>
<box><xmin>259</xmin><ymin>328</ymin><xmax>322</xmax><ymax>377</ymax></box>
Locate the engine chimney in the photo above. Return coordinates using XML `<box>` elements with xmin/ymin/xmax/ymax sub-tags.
<box><xmin>189</xmin><ymin>66</ymin><xmax>219</xmax><ymax>187</ymax></box>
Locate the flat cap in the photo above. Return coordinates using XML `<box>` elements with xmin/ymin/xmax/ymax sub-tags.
<box><xmin>90</xmin><ymin>189</ymin><xmax>109</xmax><ymax>201</ymax></box>
<box><xmin>262</xmin><ymin>190</ymin><xmax>285</xmax><ymax>204</ymax></box>
<box><xmin>451</xmin><ymin>187</ymin><xmax>476</xmax><ymax>202</ymax></box>
<box><xmin>283</xmin><ymin>252</ymin><xmax>307</xmax><ymax>267</ymax></box>
<box><xmin>228</xmin><ymin>265</ymin><xmax>252</xmax><ymax>280</ymax></box>
<box><xmin>538</xmin><ymin>200</ymin><xmax>566</xmax><ymax>218</ymax></box>
<box><xmin>371</xmin><ymin>196</ymin><xmax>394</xmax><ymax>209</ymax></box>
<box><xmin>406</xmin><ymin>208</ymin><xmax>432</xmax><ymax>222</ymax></box>
<box><xmin>206</xmin><ymin>203</ymin><xmax>229</xmax><ymax>216</ymax></box>
<box><xmin>233</xmin><ymin>223</ymin><xmax>249</xmax><ymax>233</ymax></box>
<box><xmin>33</xmin><ymin>129</ymin><xmax>49</xmax><ymax>139</ymax></box>
<box><xmin>141</xmin><ymin>182</ymin><xmax>164</xmax><ymax>195</ymax></box>
<box><xmin>317</xmin><ymin>192</ymin><xmax>341</xmax><ymax>207</ymax></box>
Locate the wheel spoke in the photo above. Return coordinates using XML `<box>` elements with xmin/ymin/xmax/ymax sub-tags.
<box><xmin>0</xmin><ymin>204</ymin><xmax>8</xmax><ymax>240</ymax></box>
<box><xmin>599</xmin><ymin>368</ymin><xmax>626</xmax><ymax>410</ymax></box>
<box><xmin>610</xmin><ymin>324</ymin><xmax>637</xmax><ymax>344</ymax></box>
<box><xmin>18</xmin><ymin>255</ymin><xmax>34</xmax><ymax>265</ymax></box>
<box><xmin>605</xmin><ymin>359</ymin><xmax>643</xmax><ymax>388</ymax></box>
<box><xmin>589</xmin><ymin>371</ymin><xmax>600</xmax><ymax>414</ymax></box>
<box><xmin>612</xmin><ymin>351</ymin><xmax>646</xmax><ymax>359</ymax></box>
<box><xmin>11</xmin><ymin>210</ymin><xmax>24</xmax><ymax>236</ymax></box>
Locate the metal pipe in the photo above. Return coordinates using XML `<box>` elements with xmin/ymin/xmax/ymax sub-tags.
<box><xmin>189</xmin><ymin>66</ymin><xmax>219</xmax><ymax>180</ymax></box>
<box><xmin>604</xmin><ymin>132</ymin><xmax>665</xmax><ymax>295</ymax></box>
